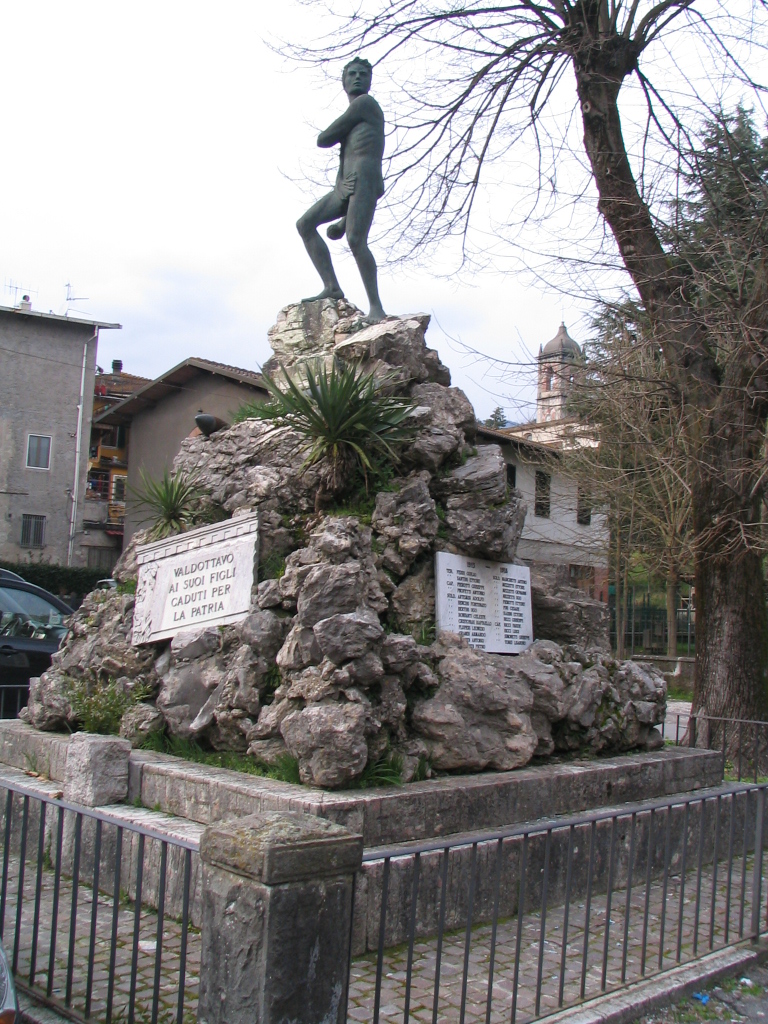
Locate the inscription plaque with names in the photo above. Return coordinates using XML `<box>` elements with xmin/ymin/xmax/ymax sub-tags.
<box><xmin>435</xmin><ymin>551</ymin><xmax>533</xmax><ymax>653</ymax></box>
<box><xmin>132</xmin><ymin>513</ymin><xmax>259</xmax><ymax>645</ymax></box>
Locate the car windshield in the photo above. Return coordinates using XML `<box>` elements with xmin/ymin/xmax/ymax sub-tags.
<box><xmin>0</xmin><ymin>587</ymin><xmax>69</xmax><ymax>641</ymax></box>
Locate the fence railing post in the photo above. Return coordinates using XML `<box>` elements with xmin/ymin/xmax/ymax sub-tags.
<box><xmin>197</xmin><ymin>810</ymin><xmax>363</xmax><ymax>1024</ymax></box>
<box><xmin>63</xmin><ymin>732</ymin><xmax>131</xmax><ymax>806</ymax></box>
<box><xmin>61</xmin><ymin>732</ymin><xmax>131</xmax><ymax>878</ymax></box>
<box><xmin>751</xmin><ymin>787</ymin><xmax>765</xmax><ymax>941</ymax></box>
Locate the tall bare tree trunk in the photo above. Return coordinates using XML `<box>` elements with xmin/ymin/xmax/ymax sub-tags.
<box><xmin>574</xmin><ymin>55</ymin><xmax>768</xmax><ymax>727</ymax></box>
<box><xmin>692</xmin><ymin>474</ymin><xmax>768</xmax><ymax>723</ymax></box>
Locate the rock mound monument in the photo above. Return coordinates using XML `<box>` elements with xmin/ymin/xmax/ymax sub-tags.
<box><xmin>23</xmin><ymin>300</ymin><xmax>665</xmax><ymax>788</ymax></box>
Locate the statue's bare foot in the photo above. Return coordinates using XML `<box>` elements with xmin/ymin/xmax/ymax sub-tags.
<box><xmin>363</xmin><ymin>305</ymin><xmax>387</xmax><ymax>324</ymax></box>
<box><xmin>326</xmin><ymin>219</ymin><xmax>346</xmax><ymax>241</ymax></box>
<box><xmin>302</xmin><ymin>287</ymin><xmax>345</xmax><ymax>303</ymax></box>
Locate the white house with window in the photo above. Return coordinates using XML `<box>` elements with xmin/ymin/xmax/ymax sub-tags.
<box><xmin>478</xmin><ymin>323</ymin><xmax>609</xmax><ymax>601</ymax></box>
<box><xmin>0</xmin><ymin>300</ymin><xmax>120</xmax><ymax>567</ymax></box>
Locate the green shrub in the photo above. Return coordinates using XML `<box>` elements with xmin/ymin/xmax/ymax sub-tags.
<box><xmin>232</xmin><ymin>401</ymin><xmax>264</xmax><ymax>424</ymax></box>
<box><xmin>130</xmin><ymin>469</ymin><xmax>226</xmax><ymax>540</ymax></box>
<box><xmin>349</xmin><ymin>752</ymin><xmax>404</xmax><ymax>789</ymax></box>
<box><xmin>266</xmin><ymin>754</ymin><xmax>302</xmax><ymax>784</ymax></box>
<box><xmin>259</xmin><ymin>553</ymin><xmax>286</xmax><ymax>581</ymax></box>
<box><xmin>245</xmin><ymin>359</ymin><xmax>415</xmax><ymax>507</ymax></box>
<box><xmin>69</xmin><ymin>679</ymin><xmax>151</xmax><ymax>735</ymax></box>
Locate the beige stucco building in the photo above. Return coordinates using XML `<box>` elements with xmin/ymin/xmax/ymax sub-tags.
<box><xmin>98</xmin><ymin>358</ymin><xmax>267</xmax><ymax>546</ymax></box>
<box><xmin>0</xmin><ymin>299</ymin><xmax>120</xmax><ymax>567</ymax></box>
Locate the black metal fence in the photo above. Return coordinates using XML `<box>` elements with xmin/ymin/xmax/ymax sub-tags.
<box><xmin>352</xmin><ymin>782</ymin><xmax>768</xmax><ymax>1024</ymax></box>
<box><xmin>609</xmin><ymin>592</ymin><xmax>695</xmax><ymax>655</ymax></box>
<box><xmin>0</xmin><ymin>686</ymin><xmax>28</xmax><ymax>721</ymax></box>
<box><xmin>0</xmin><ymin>777</ymin><xmax>199</xmax><ymax>1024</ymax></box>
<box><xmin>663</xmin><ymin>711</ymin><xmax>768</xmax><ymax>783</ymax></box>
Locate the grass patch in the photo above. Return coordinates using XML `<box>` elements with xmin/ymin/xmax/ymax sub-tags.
<box><xmin>261</xmin><ymin>664</ymin><xmax>282</xmax><ymax>704</ymax></box>
<box><xmin>69</xmin><ymin>679</ymin><xmax>152</xmax><ymax>735</ymax></box>
<box><xmin>415</xmin><ymin>619</ymin><xmax>436</xmax><ymax>646</ymax></box>
<box><xmin>667</xmin><ymin>683</ymin><xmax>693</xmax><ymax>701</ymax></box>
<box><xmin>259</xmin><ymin>552</ymin><xmax>286</xmax><ymax>581</ymax></box>
<box><xmin>138</xmin><ymin>731</ymin><xmax>301</xmax><ymax>783</ymax></box>
<box><xmin>348</xmin><ymin>752</ymin><xmax>404</xmax><ymax>789</ymax></box>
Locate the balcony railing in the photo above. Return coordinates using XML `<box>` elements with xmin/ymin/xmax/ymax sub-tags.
<box><xmin>82</xmin><ymin>499</ymin><xmax>125</xmax><ymax>527</ymax></box>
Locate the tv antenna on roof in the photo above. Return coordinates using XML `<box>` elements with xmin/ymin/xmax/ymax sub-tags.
<box><xmin>4</xmin><ymin>279</ymin><xmax>38</xmax><ymax>306</ymax></box>
<box><xmin>64</xmin><ymin>281</ymin><xmax>89</xmax><ymax>315</ymax></box>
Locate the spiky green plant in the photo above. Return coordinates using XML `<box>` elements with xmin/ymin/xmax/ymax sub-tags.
<box><xmin>246</xmin><ymin>359</ymin><xmax>415</xmax><ymax>507</ymax></box>
<box><xmin>130</xmin><ymin>469</ymin><xmax>208</xmax><ymax>540</ymax></box>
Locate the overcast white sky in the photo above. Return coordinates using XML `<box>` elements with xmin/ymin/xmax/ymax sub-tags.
<box><xmin>0</xmin><ymin>2</ymin><xmax>617</xmax><ymax>421</ymax></box>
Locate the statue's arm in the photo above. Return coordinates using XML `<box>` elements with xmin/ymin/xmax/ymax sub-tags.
<box><xmin>317</xmin><ymin>96</ymin><xmax>375</xmax><ymax>148</ymax></box>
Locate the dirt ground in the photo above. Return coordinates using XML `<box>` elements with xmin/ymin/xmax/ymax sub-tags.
<box><xmin>636</xmin><ymin>963</ymin><xmax>768</xmax><ymax>1024</ymax></box>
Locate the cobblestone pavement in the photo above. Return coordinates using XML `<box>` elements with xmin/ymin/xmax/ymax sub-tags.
<box><xmin>347</xmin><ymin>857</ymin><xmax>763</xmax><ymax>1024</ymax></box>
<box><xmin>1</xmin><ymin>857</ymin><xmax>199</xmax><ymax>1024</ymax></box>
<box><xmin>1</xmin><ymin>827</ymin><xmax>764</xmax><ymax>1024</ymax></box>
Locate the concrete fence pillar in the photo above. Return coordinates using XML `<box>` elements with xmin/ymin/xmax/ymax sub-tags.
<box><xmin>63</xmin><ymin>732</ymin><xmax>132</xmax><ymax>806</ymax></box>
<box><xmin>197</xmin><ymin>810</ymin><xmax>363</xmax><ymax>1024</ymax></box>
<box><xmin>61</xmin><ymin>732</ymin><xmax>132</xmax><ymax>877</ymax></box>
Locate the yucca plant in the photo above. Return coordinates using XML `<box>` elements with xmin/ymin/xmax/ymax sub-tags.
<box><xmin>130</xmin><ymin>469</ymin><xmax>208</xmax><ymax>539</ymax></box>
<box><xmin>249</xmin><ymin>359</ymin><xmax>415</xmax><ymax>508</ymax></box>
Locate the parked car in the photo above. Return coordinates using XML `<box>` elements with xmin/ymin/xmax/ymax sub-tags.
<box><xmin>0</xmin><ymin>578</ymin><xmax>73</xmax><ymax>718</ymax></box>
<box><xmin>95</xmin><ymin>578</ymin><xmax>118</xmax><ymax>591</ymax></box>
<box><xmin>0</xmin><ymin>570</ymin><xmax>24</xmax><ymax>583</ymax></box>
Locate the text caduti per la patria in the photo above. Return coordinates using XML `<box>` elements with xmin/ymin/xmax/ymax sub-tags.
<box><xmin>166</xmin><ymin>552</ymin><xmax>237</xmax><ymax>623</ymax></box>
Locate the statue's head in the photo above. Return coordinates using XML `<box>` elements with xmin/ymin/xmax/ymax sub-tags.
<box><xmin>342</xmin><ymin>57</ymin><xmax>372</xmax><ymax>97</ymax></box>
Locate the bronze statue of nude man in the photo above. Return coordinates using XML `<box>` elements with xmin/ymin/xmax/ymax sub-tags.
<box><xmin>296</xmin><ymin>57</ymin><xmax>387</xmax><ymax>323</ymax></box>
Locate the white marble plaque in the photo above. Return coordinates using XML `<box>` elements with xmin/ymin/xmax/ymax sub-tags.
<box><xmin>435</xmin><ymin>552</ymin><xmax>533</xmax><ymax>653</ymax></box>
<box><xmin>132</xmin><ymin>513</ymin><xmax>259</xmax><ymax>645</ymax></box>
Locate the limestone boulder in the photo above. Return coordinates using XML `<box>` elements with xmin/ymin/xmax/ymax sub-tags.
<box><xmin>174</xmin><ymin>418</ymin><xmax>323</xmax><ymax>531</ymax></box>
<box><xmin>111</xmin><ymin>528</ymin><xmax>151</xmax><ymax>583</ymax></box>
<box><xmin>333</xmin><ymin>312</ymin><xmax>451</xmax><ymax>387</ymax></box>
<box><xmin>411</xmin><ymin>383</ymin><xmax>476</xmax><ymax>437</ymax></box>
<box><xmin>265</xmin><ymin>298</ymin><xmax>351</xmax><ymax>368</ymax></box>
<box><xmin>235</xmin><ymin>610</ymin><xmax>291</xmax><ymax>661</ymax></box>
<box><xmin>431</xmin><ymin>445</ymin><xmax>507</xmax><ymax>505</ymax></box>
<box><xmin>22</xmin><ymin>669</ymin><xmax>76</xmax><ymax>731</ymax></box>
<box><xmin>156</xmin><ymin>656</ymin><xmax>228</xmax><ymax>739</ymax></box>
<box><xmin>188</xmin><ymin>644</ymin><xmax>269</xmax><ymax>749</ymax></box>
<box><xmin>281</xmin><ymin>703</ymin><xmax>369</xmax><ymax>788</ymax></box>
<box><xmin>247</xmin><ymin>736</ymin><xmax>290</xmax><ymax>765</ymax></box>
<box><xmin>53</xmin><ymin>590</ymin><xmax>158</xmax><ymax>686</ymax></box>
<box><xmin>119</xmin><ymin>703</ymin><xmax>165</xmax><ymax>747</ymax></box>
<box><xmin>171</xmin><ymin>627</ymin><xmax>220</xmax><ymax>663</ymax></box>
<box><xmin>530</xmin><ymin>567</ymin><xmax>610</xmax><ymax>651</ymax></box>
<box><xmin>313</xmin><ymin>610</ymin><xmax>383</xmax><ymax>665</ymax></box>
<box><xmin>391</xmin><ymin>561</ymin><xmax>435</xmax><ymax>631</ymax></box>
<box><xmin>297</xmin><ymin>563</ymin><xmax>368</xmax><ymax>626</ymax></box>
<box><xmin>248</xmin><ymin>698</ymin><xmax>298</xmax><ymax>740</ymax></box>
<box><xmin>276</xmin><ymin>623</ymin><xmax>322</xmax><ymax>671</ymax></box>
<box><xmin>411</xmin><ymin>634</ymin><xmax>537</xmax><ymax>771</ymax></box>
<box><xmin>380</xmin><ymin>633</ymin><xmax>421</xmax><ymax>675</ymax></box>
<box><xmin>372</xmin><ymin>476</ymin><xmax>439</xmax><ymax>576</ymax></box>
<box><xmin>257</xmin><ymin>579</ymin><xmax>282</xmax><ymax>609</ymax></box>
<box><xmin>443</xmin><ymin>495</ymin><xmax>526</xmax><ymax>562</ymax></box>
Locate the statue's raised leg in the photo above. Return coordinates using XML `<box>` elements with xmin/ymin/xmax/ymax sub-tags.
<box><xmin>297</xmin><ymin>192</ymin><xmax>347</xmax><ymax>301</ymax></box>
